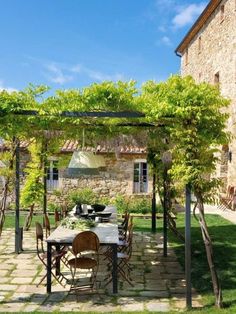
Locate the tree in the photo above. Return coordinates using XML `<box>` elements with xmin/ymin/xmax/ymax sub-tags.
<box><xmin>142</xmin><ymin>75</ymin><xmax>230</xmax><ymax>308</ymax></box>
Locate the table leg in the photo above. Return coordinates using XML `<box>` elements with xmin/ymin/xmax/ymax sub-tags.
<box><xmin>111</xmin><ymin>243</ymin><xmax>118</xmax><ymax>294</ymax></box>
<box><xmin>55</xmin><ymin>244</ymin><xmax>60</xmax><ymax>276</ymax></box>
<box><xmin>47</xmin><ymin>242</ymin><xmax>52</xmax><ymax>293</ymax></box>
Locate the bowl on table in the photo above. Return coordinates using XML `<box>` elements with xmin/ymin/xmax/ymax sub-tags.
<box><xmin>80</xmin><ymin>213</ymin><xmax>89</xmax><ymax>219</ymax></box>
<box><xmin>88</xmin><ymin>213</ymin><xmax>97</xmax><ymax>220</ymax></box>
<box><xmin>88</xmin><ymin>208</ymin><xmax>94</xmax><ymax>214</ymax></box>
<box><xmin>91</xmin><ymin>204</ymin><xmax>106</xmax><ymax>212</ymax></box>
<box><xmin>96</xmin><ymin>212</ymin><xmax>112</xmax><ymax>218</ymax></box>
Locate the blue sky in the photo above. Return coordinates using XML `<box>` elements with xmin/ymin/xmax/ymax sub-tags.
<box><xmin>0</xmin><ymin>0</ymin><xmax>207</xmax><ymax>92</ymax></box>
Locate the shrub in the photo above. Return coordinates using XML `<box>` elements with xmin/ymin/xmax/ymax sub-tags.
<box><xmin>113</xmin><ymin>194</ymin><xmax>162</xmax><ymax>215</ymax></box>
<box><xmin>47</xmin><ymin>202</ymin><xmax>61</xmax><ymax>213</ymax></box>
<box><xmin>67</xmin><ymin>188</ymin><xmax>97</xmax><ymax>207</ymax></box>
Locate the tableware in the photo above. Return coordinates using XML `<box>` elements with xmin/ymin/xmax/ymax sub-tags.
<box><xmin>96</xmin><ymin>212</ymin><xmax>112</xmax><ymax>218</ymax></box>
<box><xmin>95</xmin><ymin>216</ymin><xmax>101</xmax><ymax>223</ymax></box>
<box><xmin>91</xmin><ymin>204</ymin><xmax>106</xmax><ymax>212</ymax></box>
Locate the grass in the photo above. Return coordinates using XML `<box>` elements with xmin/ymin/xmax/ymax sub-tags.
<box><xmin>134</xmin><ymin>214</ymin><xmax>236</xmax><ymax>313</ymax></box>
<box><xmin>2</xmin><ymin>212</ymin><xmax>236</xmax><ymax>313</ymax></box>
<box><xmin>4</xmin><ymin>212</ymin><xmax>55</xmax><ymax>229</ymax></box>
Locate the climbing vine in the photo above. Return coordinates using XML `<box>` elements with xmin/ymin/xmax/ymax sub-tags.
<box><xmin>0</xmin><ymin>76</ymin><xmax>231</xmax><ymax>307</ymax></box>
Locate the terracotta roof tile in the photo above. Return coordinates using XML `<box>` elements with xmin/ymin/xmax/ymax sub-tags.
<box><xmin>0</xmin><ymin>139</ymin><xmax>146</xmax><ymax>154</ymax></box>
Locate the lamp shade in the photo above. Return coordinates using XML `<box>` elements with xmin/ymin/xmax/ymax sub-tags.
<box><xmin>68</xmin><ymin>151</ymin><xmax>105</xmax><ymax>169</ymax></box>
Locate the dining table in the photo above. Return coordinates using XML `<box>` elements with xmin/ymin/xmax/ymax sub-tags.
<box><xmin>46</xmin><ymin>206</ymin><xmax>119</xmax><ymax>294</ymax></box>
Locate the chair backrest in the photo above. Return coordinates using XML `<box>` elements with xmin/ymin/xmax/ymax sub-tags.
<box><xmin>72</xmin><ymin>231</ymin><xmax>100</xmax><ymax>256</ymax></box>
<box><xmin>54</xmin><ymin>209</ymin><xmax>61</xmax><ymax>226</ymax></box>
<box><xmin>44</xmin><ymin>213</ymin><xmax>50</xmax><ymax>237</ymax></box>
<box><xmin>126</xmin><ymin>222</ymin><xmax>133</xmax><ymax>258</ymax></box>
<box><xmin>229</xmin><ymin>186</ymin><xmax>234</xmax><ymax>196</ymax></box>
<box><xmin>61</xmin><ymin>202</ymin><xmax>68</xmax><ymax>218</ymax></box>
<box><xmin>35</xmin><ymin>222</ymin><xmax>44</xmax><ymax>253</ymax></box>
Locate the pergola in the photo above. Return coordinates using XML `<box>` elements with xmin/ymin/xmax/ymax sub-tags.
<box><xmin>11</xmin><ymin>109</ymin><xmax>192</xmax><ymax>309</ymax></box>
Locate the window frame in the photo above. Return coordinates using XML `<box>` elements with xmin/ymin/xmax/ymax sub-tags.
<box><xmin>133</xmin><ymin>160</ymin><xmax>148</xmax><ymax>194</ymax></box>
<box><xmin>220</xmin><ymin>4</ymin><xmax>225</xmax><ymax>23</ymax></box>
<box><xmin>198</xmin><ymin>36</ymin><xmax>202</xmax><ymax>54</ymax></box>
<box><xmin>47</xmin><ymin>159</ymin><xmax>59</xmax><ymax>191</ymax></box>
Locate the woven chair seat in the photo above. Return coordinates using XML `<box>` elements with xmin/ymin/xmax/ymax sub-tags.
<box><xmin>68</xmin><ymin>257</ymin><xmax>97</xmax><ymax>269</ymax></box>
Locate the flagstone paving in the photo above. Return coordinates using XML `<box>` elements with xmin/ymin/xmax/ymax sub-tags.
<box><xmin>0</xmin><ymin>228</ymin><xmax>202</xmax><ymax>312</ymax></box>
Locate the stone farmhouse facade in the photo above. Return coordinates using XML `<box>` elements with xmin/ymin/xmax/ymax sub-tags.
<box><xmin>175</xmin><ymin>0</ymin><xmax>236</xmax><ymax>189</ymax></box>
<box><xmin>0</xmin><ymin>139</ymin><xmax>152</xmax><ymax>201</ymax></box>
<box><xmin>51</xmin><ymin>140</ymin><xmax>152</xmax><ymax>198</ymax></box>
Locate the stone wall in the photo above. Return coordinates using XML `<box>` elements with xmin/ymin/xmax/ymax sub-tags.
<box><xmin>1</xmin><ymin>151</ymin><xmax>152</xmax><ymax>207</ymax></box>
<box><xmin>49</xmin><ymin>153</ymin><xmax>152</xmax><ymax>203</ymax></box>
<box><xmin>180</xmin><ymin>0</ymin><xmax>236</xmax><ymax>188</ymax></box>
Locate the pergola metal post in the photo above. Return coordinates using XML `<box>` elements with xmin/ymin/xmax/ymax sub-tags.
<box><xmin>185</xmin><ymin>183</ymin><xmax>192</xmax><ymax>309</ymax></box>
<box><xmin>163</xmin><ymin>166</ymin><xmax>168</xmax><ymax>257</ymax></box>
<box><xmin>151</xmin><ymin>173</ymin><xmax>156</xmax><ymax>233</ymax></box>
<box><xmin>15</xmin><ymin>138</ymin><xmax>21</xmax><ymax>254</ymax></box>
<box><xmin>43</xmin><ymin>141</ymin><xmax>47</xmax><ymax>215</ymax></box>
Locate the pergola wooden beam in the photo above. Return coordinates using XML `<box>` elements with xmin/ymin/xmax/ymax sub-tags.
<box><xmin>14</xmin><ymin>110</ymin><xmax>145</xmax><ymax>118</ymax></box>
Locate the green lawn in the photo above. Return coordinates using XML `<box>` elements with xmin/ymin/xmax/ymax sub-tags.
<box><xmin>4</xmin><ymin>212</ymin><xmax>55</xmax><ymax>229</ymax></box>
<box><xmin>3</xmin><ymin>213</ymin><xmax>236</xmax><ymax>313</ymax></box>
<box><xmin>134</xmin><ymin>214</ymin><xmax>236</xmax><ymax>313</ymax></box>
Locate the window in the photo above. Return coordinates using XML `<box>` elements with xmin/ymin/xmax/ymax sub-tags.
<box><xmin>133</xmin><ymin>161</ymin><xmax>148</xmax><ymax>193</ymax></box>
<box><xmin>214</xmin><ymin>71</ymin><xmax>220</xmax><ymax>85</ymax></box>
<box><xmin>220</xmin><ymin>5</ymin><xmax>225</xmax><ymax>22</ymax></box>
<box><xmin>47</xmin><ymin>160</ymin><xmax>59</xmax><ymax>190</ymax></box>
<box><xmin>185</xmin><ymin>48</ymin><xmax>189</xmax><ymax>65</ymax></box>
<box><xmin>198</xmin><ymin>36</ymin><xmax>202</xmax><ymax>53</ymax></box>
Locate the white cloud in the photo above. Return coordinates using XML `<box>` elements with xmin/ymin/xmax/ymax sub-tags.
<box><xmin>155</xmin><ymin>0</ymin><xmax>176</xmax><ymax>10</ymax></box>
<box><xmin>45</xmin><ymin>63</ymin><xmax>74</xmax><ymax>85</ymax></box>
<box><xmin>71</xmin><ymin>64</ymin><xmax>124</xmax><ymax>82</ymax></box>
<box><xmin>161</xmin><ymin>36</ymin><xmax>172</xmax><ymax>46</ymax></box>
<box><xmin>155</xmin><ymin>36</ymin><xmax>172</xmax><ymax>47</ymax></box>
<box><xmin>158</xmin><ymin>25</ymin><xmax>167</xmax><ymax>32</ymax></box>
<box><xmin>0</xmin><ymin>80</ymin><xmax>17</xmax><ymax>93</ymax></box>
<box><xmin>71</xmin><ymin>64</ymin><xmax>82</xmax><ymax>73</ymax></box>
<box><xmin>85</xmin><ymin>68</ymin><xmax>124</xmax><ymax>81</ymax></box>
<box><xmin>172</xmin><ymin>3</ymin><xmax>206</xmax><ymax>28</ymax></box>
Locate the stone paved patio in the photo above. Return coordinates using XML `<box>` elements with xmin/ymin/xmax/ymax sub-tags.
<box><xmin>0</xmin><ymin>228</ymin><xmax>202</xmax><ymax>312</ymax></box>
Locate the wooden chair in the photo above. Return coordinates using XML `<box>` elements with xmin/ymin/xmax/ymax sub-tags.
<box><xmin>118</xmin><ymin>212</ymin><xmax>130</xmax><ymax>240</ymax></box>
<box><xmin>218</xmin><ymin>186</ymin><xmax>235</xmax><ymax>211</ymax></box>
<box><xmin>35</xmin><ymin>222</ymin><xmax>67</xmax><ymax>287</ymax></box>
<box><xmin>61</xmin><ymin>202</ymin><xmax>68</xmax><ymax>218</ymax></box>
<box><xmin>43</xmin><ymin>213</ymin><xmax>51</xmax><ymax>237</ymax></box>
<box><xmin>68</xmin><ymin>231</ymin><xmax>100</xmax><ymax>294</ymax></box>
<box><xmin>105</xmin><ymin>222</ymin><xmax>134</xmax><ymax>286</ymax></box>
<box><xmin>54</xmin><ymin>209</ymin><xmax>61</xmax><ymax>227</ymax></box>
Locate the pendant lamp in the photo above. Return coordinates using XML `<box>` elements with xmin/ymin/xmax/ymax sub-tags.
<box><xmin>67</xmin><ymin>130</ymin><xmax>106</xmax><ymax>176</ymax></box>
<box><xmin>67</xmin><ymin>151</ymin><xmax>105</xmax><ymax>175</ymax></box>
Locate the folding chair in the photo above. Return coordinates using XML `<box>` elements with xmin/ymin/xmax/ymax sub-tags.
<box><xmin>105</xmin><ymin>222</ymin><xmax>134</xmax><ymax>286</ymax></box>
<box><xmin>54</xmin><ymin>208</ymin><xmax>61</xmax><ymax>227</ymax></box>
<box><xmin>43</xmin><ymin>213</ymin><xmax>51</xmax><ymax>237</ymax></box>
<box><xmin>35</xmin><ymin>222</ymin><xmax>67</xmax><ymax>287</ymax></box>
<box><xmin>68</xmin><ymin>231</ymin><xmax>100</xmax><ymax>294</ymax></box>
<box><xmin>118</xmin><ymin>212</ymin><xmax>130</xmax><ymax>240</ymax></box>
<box><xmin>218</xmin><ymin>186</ymin><xmax>235</xmax><ymax>211</ymax></box>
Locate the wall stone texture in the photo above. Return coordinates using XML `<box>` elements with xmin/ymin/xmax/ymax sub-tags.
<box><xmin>180</xmin><ymin>0</ymin><xmax>236</xmax><ymax>189</ymax></box>
<box><xmin>2</xmin><ymin>151</ymin><xmax>152</xmax><ymax>208</ymax></box>
<box><xmin>48</xmin><ymin>153</ymin><xmax>152</xmax><ymax>204</ymax></box>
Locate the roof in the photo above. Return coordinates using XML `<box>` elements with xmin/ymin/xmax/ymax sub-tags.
<box><xmin>61</xmin><ymin>140</ymin><xmax>146</xmax><ymax>154</ymax></box>
<box><xmin>0</xmin><ymin>139</ymin><xmax>147</xmax><ymax>155</ymax></box>
<box><xmin>175</xmin><ymin>0</ymin><xmax>222</xmax><ymax>55</ymax></box>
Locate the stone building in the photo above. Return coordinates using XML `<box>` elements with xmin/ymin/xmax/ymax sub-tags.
<box><xmin>0</xmin><ymin>139</ymin><xmax>152</xmax><ymax>201</ymax></box>
<box><xmin>175</xmin><ymin>0</ymin><xmax>236</xmax><ymax>189</ymax></box>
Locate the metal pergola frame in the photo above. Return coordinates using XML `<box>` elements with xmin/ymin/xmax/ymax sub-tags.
<box><xmin>10</xmin><ymin>109</ymin><xmax>192</xmax><ymax>309</ymax></box>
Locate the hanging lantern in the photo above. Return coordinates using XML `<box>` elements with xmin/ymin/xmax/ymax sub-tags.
<box><xmin>67</xmin><ymin>151</ymin><xmax>106</xmax><ymax>176</ymax></box>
